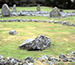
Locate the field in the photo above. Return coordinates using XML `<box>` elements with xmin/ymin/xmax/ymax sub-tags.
<box><xmin>0</xmin><ymin>6</ymin><xmax>75</xmax><ymax>59</ymax></box>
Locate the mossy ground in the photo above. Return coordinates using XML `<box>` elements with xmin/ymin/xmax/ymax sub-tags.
<box><xmin>0</xmin><ymin>7</ymin><xmax>75</xmax><ymax>59</ymax></box>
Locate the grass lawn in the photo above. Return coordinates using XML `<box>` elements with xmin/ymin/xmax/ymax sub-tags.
<box><xmin>0</xmin><ymin>7</ymin><xmax>75</xmax><ymax>59</ymax></box>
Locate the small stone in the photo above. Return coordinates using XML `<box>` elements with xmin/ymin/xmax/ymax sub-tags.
<box><xmin>0</xmin><ymin>55</ymin><xmax>3</xmax><ymax>60</ymax></box>
<box><xmin>61</xmin><ymin>21</ymin><xmax>67</xmax><ymax>25</ymax></box>
<box><xmin>70</xmin><ymin>51</ymin><xmax>75</xmax><ymax>55</ymax></box>
<box><xmin>28</xmin><ymin>63</ymin><xmax>33</xmax><ymax>65</ymax></box>
<box><xmin>36</xmin><ymin>58</ymin><xmax>41</xmax><ymax>61</ymax></box>
<box><xmin>53</xmin><ymin>21</ymin><xmax>58</xmax><ymax>23</ymax></box>
<box><xmin>41</xmin><ymin>55</ymin><xmax>48</xmax><ymax>60</ymax></box>
<box><xmin>9</xmin><ymin>30</ymin><xmax>16</xmax><ymax>35</ymax></box>
<box><xmin>62</xmin><ymin>58</ymin><xmax>68</xmax><ymax>62</ymax></box>
<box><xmin>54</xmin><ymin>58</ymin><xmax>59</xmax><ymax>61</ymax></box>
<box><xmin>48</xmin><ymin>57</ymin><xmax>54</xmax><ymax>61</ymax></box>
<box><xmin>7</xmin><ymin>57</ymin><xmax>12</xmax><ymax>60</ymax></box>
<box><xmin>25</xmin><ymin>57</ymin><xmax>34</xmax><ymax>63</ymax></box>
<box><xmin>48</xmin><ymin>61</ymin><xmax>54</xmax><ymax>65</ymax></box>
<box><xmin>59</xmin><ymin>53</ymin><xmax>66</xmax><ymax>59</ymax></box>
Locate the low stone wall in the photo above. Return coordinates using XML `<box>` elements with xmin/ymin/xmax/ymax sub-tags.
<box><xmin>0</xmin><ymin>51</ymin><xmax>75</xmax><ymax>65</ymax></box>
<box><xmin>0</xmin><ymin>11</ymin><xmax>75</xmax><ymax>17</ymax></box>
<box><xmin>0</xmin><ymin>19</ymin><xmax>75</xmax><ymax>27</ymax></box>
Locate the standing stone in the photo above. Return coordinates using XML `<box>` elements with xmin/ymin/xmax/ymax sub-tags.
<box><xmin>37</xmin><ymin>5</ymin><xmax>41</xmax><ymax>11</ymax></box>
<box><xmin>50</xmin><ymin>7</ymin><xmax>61</xmax><ymax>18</ymax></box>
<box><xmin>2</xmin><ymin>4</ymin><xmax>11</xmax><ymax>17</ymax></box>
<box><xmin>13</xmin><ymin>4</ymin><xmax>17</xmax><ymax>12</ymax></box>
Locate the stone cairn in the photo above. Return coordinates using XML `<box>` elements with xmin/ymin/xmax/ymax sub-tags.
<box><xmin>50</xmin><ymin>7</ymin><xmax>62</xmax><ymax>18</ymax></box>
<box><xmin>37</xmin><ymin>4</ymin><xmax>41</xmax><ymax>11</ymax></box>
<box><xmin>13</xmin><ymin>4</ymin><xmax>17</xmax><ymax>12</ymax></box>
<box><xmin>19</xmin><ymin>35</ymin><xmax>51</xmax><ymax>51</ymax></box>
<box><xmin>2</xmin><ymin>4</ymin><xmax>11</xmax><ymax>17</ymax></box>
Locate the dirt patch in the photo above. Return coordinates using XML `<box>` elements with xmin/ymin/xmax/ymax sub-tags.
<box><xmin>34</xmin><ymin>61</ymin><xmax>49</xmax><ymax>65</ymax></box>
<box><xmin>50</xmin><ymin>32</ymin><xmax>70</xmax><ymax>35</ymax></box>
<box><xmin>68</xmin><ymin>36</ymin><xmax>75</xmax><ymax>42</ymax></box>
<box><xmin>3</xmin><ymin>36</ymin><xmax>26</xmax><ymax>41</ymax></box>
<box><xmin>27</xmin><ymin>27</ymin><xmax>36</xmax><ymax>29</ymax></box>
<box><xmin>62</xmin><ymin>38</ymin><xmax>69</xmax><ymax>42</ymax></box>
<box><xmin>0</xmin><ymin>28</ymin><xmax>12</xmax><ymax>30</ymax></box>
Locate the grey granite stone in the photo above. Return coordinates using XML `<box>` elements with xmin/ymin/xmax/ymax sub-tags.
<box><xmin>9</xmin><ymin>30</ymin><xmax>16</xmax><ymax>35</ymax></box>
<box><xmin>2</xmin><ymin>4</ymin><xmax>11</xmax><ymax>17</ymax></box>
<box><xmin>41</xmin><ymin>55</ymin><xmax>48</xmax><ymax>60</ymax></box>
<box><xmin>37</xmin><ymin>5</ymin><xmax>41</xmax><ymax>11</ymax></box>
<box><xmin>59</xmin><ymin>53</ymin><xmax>66</xmax><ymax>59</ymax></box>
<box><xmin>50</xmin><ymin>7</ymin><xmax>62</xmax><ymax>18</ymax></box>
<box><xmin>13</xmin><ymin>4</ymin><xmax>17</xmax><ymax>12</ymax></box>
<box><xmin>19</xmin><ymin>35</ymin><xmax>51</xmax><ymax>51</ymax></box>
<box><xmin>62</xmin><ymin>58</ymin><xmax>68</xmax><ymax>62</ymax></box>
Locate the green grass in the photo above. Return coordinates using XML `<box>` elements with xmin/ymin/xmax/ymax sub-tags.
<box><xmin>0</xmin><ymin>22</ymin><xmax>75</xmax><ymax>59</ymax></box>
<box><xmin>0</xmin><ymin>7</ymin><xmax>75</xmax><ymax>59</ymax></box>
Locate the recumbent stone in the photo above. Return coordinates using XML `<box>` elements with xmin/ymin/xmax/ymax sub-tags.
<box><xmin>19</xmin><ymin>35</ymin><xmax>51</xmax><ymax>51</ymax></box>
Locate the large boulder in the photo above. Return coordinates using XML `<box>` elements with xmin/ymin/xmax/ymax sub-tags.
<box><xmin>2</xmin><ymin>4</ymin><xmax>11</xmax><ymax>17</ymax></box>
<box><xmin>19</xmin><ymin>35</ymin><xmax>51</xmax><ymax>51</ymax></box>
<box><xmin>13</xmin><ymin>4</ymin><xmax>17</xmax><ymax>12</ymax></box>
<box><xmin>50</xmin><ymin>7</ymin><xmax>62</xmax><ymax>18</ymax></box>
